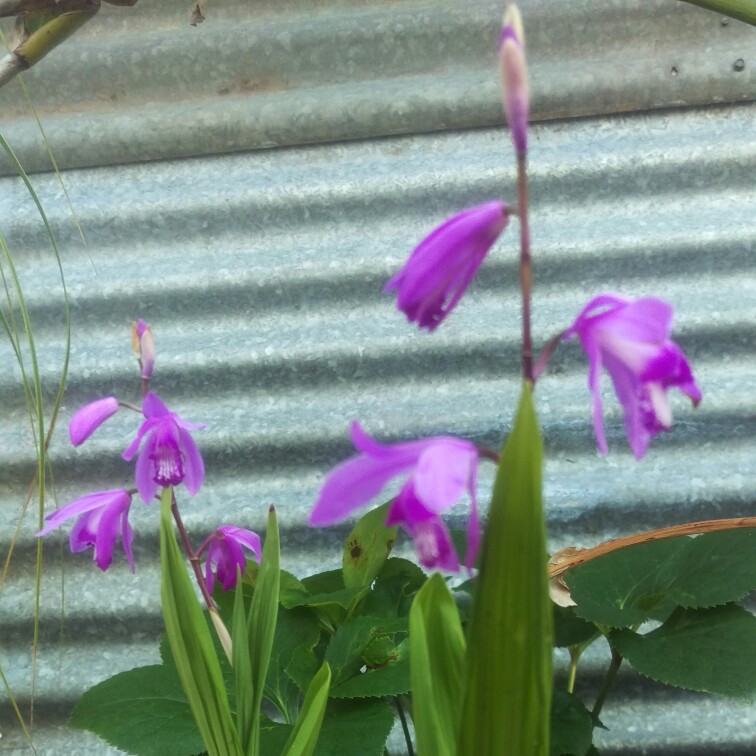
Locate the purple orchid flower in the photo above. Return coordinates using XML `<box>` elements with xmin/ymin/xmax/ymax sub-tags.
<box><xmin>69</xmin><ymin>396</ymin><xmax>120</xmax><ymax>446</ymax></box>
<box><xmin>122</xmin><ymin>391</ymin><xmax>206</xmax><ymax>503</ymax></box>
<box><xmin>498</xmin><ymin>4</ymin><xmax>529</xmax><ymax>155</ymax></box>
<box><xmin>564</xmin><ymin>293</ymin><xmax>702</xmax><ymax>459</ymax></box>
<box><xmin>202</xmin><ymin>525</ymin><xmax>262</xmax><ymax>592</ymax></box>
<box><xmin>36</xmin><ymin>489</ymin><xmax>135</xmax><ymax>572</ymax></box>
<box><xmin>308</xmin><ymin>421</ymin><xmax>479</xmax><ymax>571</ymax></box>
<box><xmin>384</xmin><ymin>200</ymin><xmax>509</xmax><ymax>331</ymax></box>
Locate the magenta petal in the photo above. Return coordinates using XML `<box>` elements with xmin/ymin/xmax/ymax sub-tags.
<box><xmin>135</xmin><ymin>440</ymin><xmax>159</xmax><ymax>504</ymax></box>
<box><xmin>69</xmin><ymin>397</ymin><xmax>119</xmax><ymax>446</ymax></box>
<box><xmin>409</xmin><ymin>517</ymin><xmax>460</xmax><ymax>572</ymax></box>
<box><xmin>178</xmin><ymin>427</ymin><xmax>205</xmax><ymax>495</ymax></box>
<box><xmin>142</xmin><ymin>391</ymin><xmax>171</xmax><ymax>418</ymax></box>
<box><xmin>217</xmin><ymin>526</ymin><xmax>262</xmax><ymax>561</ymax></box>
<box><xmin>411</xmin><ymin>440</ymin><xmax>476</xmax><ymax>515</ymax></box>
<box><xmin>37</xmin><ymin>489</ymin><xmax>125</xmax><ymax>536</ymax></box>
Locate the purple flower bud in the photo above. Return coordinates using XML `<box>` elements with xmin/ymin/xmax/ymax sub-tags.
<box><xmin>122</xmin><ymin>392</ymin><xmax>206</xmax><ymax>503</ymax></box>
<box><xmin>37</xmin><ymin>489</ymin><xmax>135</xmax><ymax>572</ymax></box>
<box><xmin>564</xmin><ymin>293</ymin><xmax>702</xmax><ymax>459</ymax></box>
<box><xmin>69</xmin><ymin>397</ymin><xmax>120</xmax><ymax>446</ymax></box>
<box><xmin>499</xmin><ymin>4</ymin><xmax>529</xmax><ymax>154</ymax></box>
<box><xmin>384</xmin><ymin>201</ymin><xmax>509</xmax><ymax>331</ymax></box>
<box><xmin>204</xmin><ymin>525</ymin><xmax>262</xmax><ymax>592</ymax></box>
<box><xmin>308</xmin><ymin>421</ymin><xmax>479</xmax><ymax>572</ymax></box>
<box><xmin>132</xmin><ymin>319</ymin><xmax>155</xmax><ymax>380</ymax></box>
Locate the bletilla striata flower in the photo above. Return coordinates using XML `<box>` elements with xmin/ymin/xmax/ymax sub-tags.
<box><xmin>564</xmin><ymin>293</ymin><xmax>702</xmax><ymax>459</ymax></box>
<box><xmin>122</xmin><ymin>391</ymin><xmax>206</xmax><ymax>503</ymax></box>
<box><xmin>308</xmin><ymin>421</ymin><xmax>479</xmax><ymax>571</ymax></box>
<box><xmin>203</xmin><ymin>526</ymin><xmax>262</xmax><ymax>592</ymax></box>
<box><xmin>384</xmin><ymin>200</ymin><xmax>509</xmax><ymax>331</ymax></box>
<box><xmin>37</xmin><ymin>489</ymin><xmax>135</xmax><ymax>572</ymax></box>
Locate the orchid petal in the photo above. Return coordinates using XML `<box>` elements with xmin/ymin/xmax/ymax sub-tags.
<box><xmin>69</xmin><ymin>397</ymin><xmax>119</xmax><ymax>446</ymax></box>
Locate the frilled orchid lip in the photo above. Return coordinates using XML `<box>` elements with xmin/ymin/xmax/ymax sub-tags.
<box><xmin>36</xmin><ymin>488</ymin><xmax>135</xmax><ymax>572</ymax></box>
<box><xmin>384</xmin><ymin>201</ymin><xmax>509</xmax><ymax>331</ymax></box>
<box><xmin>564</xmin><ymin>293</ymin><xmax>702</xmax><ymax>459</ymax></box>
<box><xmin>122</xmin><ymin>391</ymin><xmax>206</xmax><ymax>503</ymax></box>
<box><xmin>202</xmin><ymin>525</ymin><xmax>262</xmax><ymax>593</ymax></box>
<box><xmin>308</xmin><ymin>421</ymin><xmax>479</xmax><ymax>572</ymax></box>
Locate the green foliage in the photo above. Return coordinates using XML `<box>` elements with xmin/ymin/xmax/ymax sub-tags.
<box><xmin>409</xmin><ymin>573</ymin><xmax>466</xmax><ymax>756</ymax></box>
<box><xmin>550</xmin><ymin>691</ymin><xmax>594</xmax><ymax>756</ymax></box>
<box><xmin>458</xmin><ymin>383</ymin><xmax>553</xmax><ymax>755</ymax></box>
<box><xmin>282</xmin><ymin>662</ymin><xmax>331</xmax><ymax>756</ymax></box>
<box><xmin>566</xmin><ymin>530</ymin><xmax>756</xmax><ymax>628</ymax></box>
<box><xmin>553</xmin><ymin>605</ymin><xmax>599</xmax><ymax>649</ymax></box>
<box><xmin>342</xmin><ymin>501</ymin><xmax>397</xmax><ymax>589</ymax></box>
<box><xmin>158</xmin><ymin>488</ymin><xmax>241</xmax><ymax>756</ymax></box>
<box><xmin>611</xmin><ymin>604</ymin><xmax>756</xmax><ymax>698</ymax></box>
<box><xmin>70</xmin><ymin>664</ymin><xmax>203</xmax><ymax>756</ymax></box>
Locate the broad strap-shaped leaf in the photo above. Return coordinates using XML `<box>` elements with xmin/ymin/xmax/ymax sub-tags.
<box><xmin>342</xmin><ymin>501</ymin><xmax>397</xmax><ymax>589</ymax></box>
<box><xmin>70</xmin><ymin>663</ymin><xmax>204</xmax><ymax>756</ymax></box>
<box><xmin>458</xmin><ymin>382</ymin><xmax>552</xmax><ymax>755</ymax></box>
<box><xmin>611</xmin><ymin>604</ymin><xmax>756</xmax><ymax>698</ymax></box>
<box><xmin>232</xmin><ymin>573</ymin><xmax>254</xmax><ymax>748</ymax></box>
<box><xmin>282</xmin><ymin>661</ymin><xmax>331</xmax><ymax>756</ymax></box>
<box><xmin>247</xmin><ymin>506</ymin><xmax>282</xmax><ymax>755</ymax></box>
<box><xmin>409</xmin><ymin>572</ymin><xmax>466</xmax><ymax>756</ymax></box>
<box><xmin>159</xmin><ymin>487</ymin><xmax>242</xmax><ymax>756</ymax></box>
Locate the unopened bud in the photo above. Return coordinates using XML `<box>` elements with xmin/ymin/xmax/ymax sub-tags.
<box><xmin>131</xmin><ymin>319</ymin><xmax>155</xmax><ymax>379</ymax></box>
<box><xmin>499</xmin><ymin>4</ymin><xmax>529</xmax><ymax>155</ymax></box>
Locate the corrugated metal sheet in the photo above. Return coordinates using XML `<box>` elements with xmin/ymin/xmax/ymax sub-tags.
<box><xmin>1</xmin><ymin>0</ymin><xmax>754</xmax><ymax>753</ymax></box>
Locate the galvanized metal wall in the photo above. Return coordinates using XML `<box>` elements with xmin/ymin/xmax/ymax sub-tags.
<box><xmin>1</xmin><ymin>0</ymin><xmax>754</xmax><ymax>752</ymax></box>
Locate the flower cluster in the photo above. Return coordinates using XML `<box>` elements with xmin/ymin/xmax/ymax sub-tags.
<box><xmin>38</xmin><ymin>322</ymin><xmax>260</xmax><ymax>589</ymax></box>
<box><xmin>307</xmin><ymin>4</ymin><xmax>701</xmax><ymax>573</ymax></box>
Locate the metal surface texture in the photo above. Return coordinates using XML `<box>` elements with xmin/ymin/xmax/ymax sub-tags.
<box><xmin>1</xmin><ymin>0</ymin><xmax>755</xmax><ymax>753</ymax></box>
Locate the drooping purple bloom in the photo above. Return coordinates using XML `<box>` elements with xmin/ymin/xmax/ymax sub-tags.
<box><xmin>384</xmin><ymin>200</ymin><xmax>509</xmax><ymax>331</ymax></box>
<box><xmin>308</xmin><ymin>421</ymin><xmax>479</xmax><ymax>571</ymax></box>
<box><xmin>122</xmin><ymin>392</ymin><xmax>206</xmax><ymax>503</ymax></box>
<box><xmin>36</xmin><ymin>489</ymin><xmax>135</xmax><ymax>572</ymax></box>
<box><xmin>498</xmin><ymin>4</ymin><xmax>529</xmax><ymax>154</ymax></box>
<box><xmin>132</xmin><ymin>319</ymin><xmax>155</xmax><ymax>379</ymax></box>
<box><xmin>69</xmin><ymin>397</ymin><xmax>120</xmax><ymax>446</ymax></box>
<box><xmin>203</xmin><ymin>525</ymin><xmax>262</xmax><ymax>592</ymax></box>
<box><xmin>564</xmin><ymin>293</ymin><xmax>702</xmax><ymax>459</ymax></box>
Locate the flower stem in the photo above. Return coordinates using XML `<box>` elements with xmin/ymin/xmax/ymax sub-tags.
<box><xmin>169</xmin><ymin>490</ymin><xmax>215</xmax><ymax>610</ymax></box>
<box><xmin>592</xmin><ymin>647</ymin><xmax>623</xmax><ymax>719</ymax></box>
<box><xmin>567</xmin><ymin>645</ymin><xmax>581</xmax><ymax>694</ymax></box>
<box><xmin>516</xmin><ymin>152</ymin><xmax>533</xmax><ymax>382</ymax></box>
<box><xmin>395</xmin><ymin>696</ymin><xmax>415</xmax><ymax>756</ymax></box>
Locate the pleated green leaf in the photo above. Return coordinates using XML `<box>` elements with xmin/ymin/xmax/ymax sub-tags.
<box><xmin>247</xmin><ymin>505</ymin><xmax>282</xmax><ymax>755</ymax></box>
<box><xmin>282</xmin><ymin>661</ymin><xmax>332</xmax><ymax>756</ymax></box>
<box><xmin>159</xmin><ymin>488</ymin><xmax>242</xmax><ymax>756</ymax></box>
<box><xmin>232</xmin><ymin>573</ymin><xmax>254</xmax><ymax>748</ymax></box>
<box><xmin>409</xmin><ymin>573</ymin><xmax>466</xmax><ymax>756</ymax></box>
<box><xmin>458</xmin><ymin>382</ymin><xmax>553</xmax><ymax>755</ymax></box>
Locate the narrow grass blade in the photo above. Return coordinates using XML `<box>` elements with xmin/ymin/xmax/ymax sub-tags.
<box><xmin>282</xmin><ymin>661</ymin><xmax>331</xmax><ymax>756</ymax></box>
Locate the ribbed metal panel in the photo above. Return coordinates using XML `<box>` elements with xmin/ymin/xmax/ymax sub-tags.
<box><xmin>1</xmin><ymin>0</ymin><xmax>755</xmax><ymax>753</ymax></box>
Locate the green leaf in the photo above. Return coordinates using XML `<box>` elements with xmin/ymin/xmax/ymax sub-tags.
<box><xmin>232</xmin><ymin>573</ymin><xmax>254</xmax><ymax>748</ymax></box>
<box><xmin>679</xmin><ymin>0</ymin><xmax>756</xmax><ymax>27</ymax></box>
<box><xmin>282</xmin><ymin>661</ymin><xmax>331</xmax><ymax>756</ymax></box>
<box><xmin>567</xmin><ymin>530</ymin><xmax>756</xmax><ymax>628</ymax></box>
<box><xmin>265</xmin><ymin>607</ymin><xmax>322</xmax><ymax>722</ymax></box>
<box><xmin>342</xmin><ymin>501</ymin><xmax>397</xmax><ymax>589</ymax></box>
<box><xmin>409</xmin><ymin>573</ymin><xmax>466</xmax><ymax>756</ymax></box>
<box><xmin>70</xmin><ymin>664</ymin><xmax>204</xmax><ymax>756</ymax></box>
<box><xmin>247</xmin><ymin>506</ymin><xmax>281</xmax><ymax>755</ymax></box>
<box><xmin>550</xmin><ymin>691</ymin><xmax>593</xmax><ymax>756</ymax></box>
<box><xmin>360</xmin><ymin>557</ymin><xmax>427</xmax><ymax>618</ymax></box>
<box><xmin>329</xmin><ymin>645</ymin><xmax>409</xmax><ymax>699</ymax></box>
<box><xmin>159</xmin><ymin>488</ymin><xmax>242</xmax><ymax>756</ymax></box>
<box><xmin>459</xmin><ymin>383</ymin><xmax>552</xmax><ymax>755</ymax></box>
<box><xmin>553</xmin><ymin>605</ymin><xmax>599</xmax><ymax>649</ymax></box>
<box><xmin>286</xmin><ymin>645</ymin><xmax>322</xmax><ymax>694</ymax></box>
<box><xmin>611</xmin><ymin>604</ymin><xmax>756</xmax><ymax>698</ymax></box>
<box><xmin>262</xmin><ymin>700</ymin><xmax>394</xmax><ymax>756</ymax></box>
<box><xmin>314</xmin><ymin>699</ymin><xmax>394</xmax><ymax>756</ymax></box>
